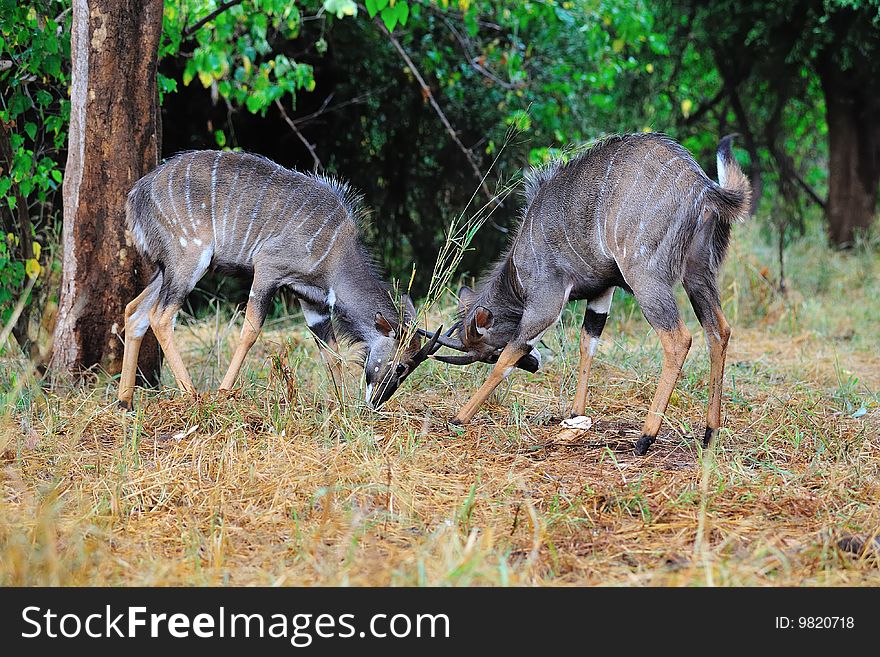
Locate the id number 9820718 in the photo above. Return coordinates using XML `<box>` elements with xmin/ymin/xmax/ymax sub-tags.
<box><xmin>775</xmin><ymin>617</ymin><xmax>854</xmax><ymax>629</ymax></box>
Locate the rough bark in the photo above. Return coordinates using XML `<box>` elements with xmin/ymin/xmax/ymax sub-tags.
<box><xmin>820</xmin><ymin>67</ymin><xmax>880</xmax><ymax>246</ymax></box>
<box><xmin>53</xmin><ymin>0</ymin><xmax>163</xmax><ymax>380</ymax></box>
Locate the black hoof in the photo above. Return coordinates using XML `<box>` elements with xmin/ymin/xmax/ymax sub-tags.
<box><xmin>635</xmin><ymin>434</ymin><xmax>655</xmax><ymax>455</ymax></box>
<box><xmin>702</xmin><ymin>426</ymin><xmax>715</xmax><ymax>448</ymax></box>
<box><xmin>117</xmin><ymin>399</ymin><xmax>132</xmax><ymax>411</ymax></box>
<box><xmin>448</xmin><ymin>417</ymin><xmax>464</xmax><ymax>427</ymax></box>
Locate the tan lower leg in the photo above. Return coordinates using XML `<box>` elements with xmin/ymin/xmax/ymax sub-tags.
<box><xmin>453</xmin><ymin>345</ymin><xmax>527</xmax><ymax>424</ymax></box>
<box><xmin>117</xmin><ymin>333</ymin><xmax>143</xmax><ymax>407</ymax></box>
<box><xmin>219</xmin><ymin>305</ymin><xmax>263</xmax><ymax>390</ymax></box>
<box><xmin>150</xmin><ymin>305</ymin><xmax>195</xmax><ymax>394</ymax></box>
<box><xmin>639</xmin><ymin>321</ymin><xmax>692</xmax><ymax>440</ymax></box>
<box><xmin>117</xmin><ymin>289</ymin><xmax>158</xmax><ymax>407</ymax></box>
<box><xmin>572</xmin><ymin>328</ymin><xmax>596</xmax><ymax>416</ymax></box>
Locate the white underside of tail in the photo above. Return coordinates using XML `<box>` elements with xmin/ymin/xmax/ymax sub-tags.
<box><xmin>716</xmin><ymin>154</ymin><xmax>728</xmax><ymax>187</ymax></box>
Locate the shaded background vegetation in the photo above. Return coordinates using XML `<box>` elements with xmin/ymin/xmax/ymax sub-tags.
<box><xmin>1</xmin><ymin>0</ymin><xmax>878</xmax><ymax>357</ymax></box>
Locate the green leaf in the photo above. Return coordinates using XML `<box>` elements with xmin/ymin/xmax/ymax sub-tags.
<box><xmin>323</xmin><ymin>0</ymin><xmax>357</xmax><ymax>19</ymax></box>
<box><xmin>24</xmin><ymin>122</ymin><xmax>37</xmax><ymax>140</ymax></box>
<box><xmin>381</xmin><ymin>6</ymin><xmax>398</xmax><ymax>32</ymax></box>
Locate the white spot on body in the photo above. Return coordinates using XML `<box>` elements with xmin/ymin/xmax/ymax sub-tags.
<box><xmin>588</xmin><ymin>288</ymin><xmax>614</xmax><ymax>315</ymax></box>
<box><xmin>190</xmin><ymin>247</ymin><xmax>213</xmax><ymax>289</ymax></box>
<box><xmin>194</xmin><ymin>238</ymin><xmax>203</xmax><ymax>246</ymax></box>
<box><xmin>301</xmin><ymin>305</ymin><xmax>329</xmax><ymax>327</ymax></box>
<box><xmin>374</xmin><ymin>366</ymin><xmax>380</xmax><ymax>373</ymax></box>
<box><xmin>179</xmin><ymin>237</ymin><xmax>188</xmax><ymax>247</ymax></box>
<box><xmin>528</xmin><ymin>347</ymin><xmax>542</xmax><ymax>369</ymax></box>
<box><xmin>326</xmin><ymin>288</ymin><xmax>336</xmax><ymax>309</ymax></box>
<box><xmin>200</xmin><ymin>202</ymin><xmax>206</xmax><ymax>210</ymax></box>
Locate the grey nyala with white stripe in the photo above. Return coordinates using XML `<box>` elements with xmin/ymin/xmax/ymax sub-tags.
<box><xmin>117</xmin><ymin>150</ymin><xmax>440</xmax><ymax>409</ymax></box>
<box><xmin>430</xmin><ymin>133</ymin><xmax>751</xmax><ymax>454</ymax></box>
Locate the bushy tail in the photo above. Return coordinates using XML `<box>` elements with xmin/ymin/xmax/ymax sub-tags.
<box><xmin>710</xmin><ymin>134</ymin><xmax>752</xmax><ymax>223</ymax></box>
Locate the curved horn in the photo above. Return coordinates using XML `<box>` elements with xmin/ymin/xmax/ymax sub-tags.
<box><xmin>416</xmin><ymin>323</ymin><xmax>467</xmax><ymax>352</ymax></box>
<box><xmin>411</xmin><ymin>324</ymin><xmax>442</xmax><ymax>363</ymax></box>
<box><xmin>433</xmin><ymin>353</ymin><xmax>484</xmax><ymax>366</ymax></box>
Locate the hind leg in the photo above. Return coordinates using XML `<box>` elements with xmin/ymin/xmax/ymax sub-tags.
<box><xmin>633</xmin><ymin>287</ymin><xmax>692</xmax><ymax>455</ymax></box>
<box><xmin>684</xmin><ymin>273</ymin><xmax>731</xmax><ymax>448</ymax></box>
<box><xmin>572</xmin><ymin>288</ymin><xmax>614</xmax><ymax>417</ymax></box>
<box><xmin>118</xmin><ymin>273</ymin><xmax>163</xmax><ymax>409</ymax></box>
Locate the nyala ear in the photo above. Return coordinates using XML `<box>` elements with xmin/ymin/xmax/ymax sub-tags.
<box><xmin>470</xmin><ymin>306</ymin><xmax>494</xmax><ymax>338</ymax></box>
<box><xmin>458</xmin><ymin>286</ymin><xmax>476</xmax><ymax>310</ymax></box>
<box><xmin>375</xmin><ymin>312</ymin><xmax>396</xmax><ymax>337</ymax></box>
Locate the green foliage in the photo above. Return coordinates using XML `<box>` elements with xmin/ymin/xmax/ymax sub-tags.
<box><xmin>160</xmin><ymin>1</ymin><xmax>317</xmax><ymax>125</ymax></box>
<box><xmin>0</xmin><ymin>0</ymin><xmax>68</xmax><ymax>324</ymax></box>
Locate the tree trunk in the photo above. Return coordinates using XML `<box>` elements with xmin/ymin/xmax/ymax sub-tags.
<box><xmin>819</xmin><ymin>64</ymin><xmax>880</xmax><ymax>247</ymax></box>
<box><xmin>53</xmin><ymin>0</ymin><xmax>163</xmax><ymax>380</ymax></box>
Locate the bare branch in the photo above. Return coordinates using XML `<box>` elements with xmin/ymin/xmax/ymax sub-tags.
<box><xmin>372</xmin><ymin>14</ymin><xmax>498</xmax><ymax>208</ymax></box>
<box><xmin>183</xmin><ymin>0</ymin><xmax>245</xmax><ymax>38</ymax></box>
<box><xmin>275</xmin><ymin>98</ymin><xmax>322</xmax><ymax>172</ymax></box>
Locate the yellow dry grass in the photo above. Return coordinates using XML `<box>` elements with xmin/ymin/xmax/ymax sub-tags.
<box><xmin>2</xmin><ymin>225</ymin><xmax>878</xmax><ymax>586</ymax></box>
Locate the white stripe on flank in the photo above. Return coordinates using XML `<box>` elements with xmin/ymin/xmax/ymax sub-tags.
<box><xmin>637</xmin><ymin>155</ymin><xmax>680</xmax><ymax>219</ymax></box>
<box><xmin>594</xmin><ymin>154</ymin><xmax>617</xmax><ymax>258</ymax></box>
<box><xmin>326</xmin><ymin>288</ymin><xmax>336</xmax><ymax>308</ymax></box>
<box><xmin>250</xmin><ymin>175</ymin><xmax>294</xmax><ymax>256</ymax></box>
<box><xmin>612</xmin><ymin>147</ymin><xmax>656</xmax><ymax>250</ymax></box>
<box><xmin>292</xmin><ymin>198</ymin><xmax>318</xmax><ymax>232</ymax></box>
<box><xmin>238</xmin><ymin>164</ymin><xmax>282</xmax><ymax>262</ymax></box>
<box><xmin>210</xmin><ymin>151</ymin><xmax>222</xmax><ymax>240</ymax></box>
<box><xmin>229</xmin><ymin>163</ymin><xmax>257</xmax><ymax>248</ymax></box>
<box><xmin>166</xmin><ymin>157</ymin><xmax>188</xmax><ymax>236</ymax></box>
<box><xmin>183</xmin><ymin>152</ymin><xmax>197</xmax><ymax>230</ymax></box>
<box><xmin>220</xmin><ymin>165</ymin><xmax>244</xmax><ymax>249</ymax></box>
<box><xmin>301</xmin><ymin>305</ymin><xmax>329</xmax><ymax>327</ymax></box>
<box><xmin>306</xmin><ymin>206</ymin><xmax>342</xmax><ymax>253</ymax></box>
<box><xmin>308</xmin><ymin>222</ymin><xmax>344</xmax><ymax>272</ymax></box>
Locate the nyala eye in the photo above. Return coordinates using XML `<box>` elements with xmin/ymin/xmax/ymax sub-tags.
<box><xmin>395</xmin><ymin>363</ymin><xmax>408</xmax><ymax>376</ymax></box>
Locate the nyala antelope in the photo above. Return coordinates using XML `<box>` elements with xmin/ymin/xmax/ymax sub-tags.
<box><xmin>426</xmin><ymin>134</ymin><xmax>750</xmax><ymax>454</ymax></box>
<box><xmin>117</xmin><ymin>151</ymin><xmax>441</xmax><ymax>410</ymax></box>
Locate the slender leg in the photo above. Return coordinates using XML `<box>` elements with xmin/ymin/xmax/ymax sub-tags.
<box><xmin>219</xmin><ymin>281</ymin><xmax>276</xmax><ymax>390</ymax></box>
<box><xmin>684</xmin><ymin>276</ymin><xmax>731</xmax><ymax>447</ymax></box>
<box><xmin>571</xmin><ymin>288</ymin><xmax>614</xmax><ymax>417</ymax></box>
<box><xmin>451</xmin><ymin>343</ymin><xmax>532</xmax><ymax>425</ymax></box>
<box><xmin>149</xmin><ymin>301</ymin><xmax>196</xmax><ymax>394</ymax></box>
<box><xmin>634</xmin><ymin>320</ymin><xmax>692</xmax><ymax>455</ymax></box>
<box><xmin>452</xmin><ymin>293</ymin><xmax>571</xmax><ymax>425</ymax></box>
<box><xmin>630</xmin><ymin>285</ymin><xmax>692</xmax><ymax>455</ymax></box>
<box><xmin>300</xmin><ymin>299</ymin><xmax>344</xmax><ymax>392</ymax></box>
<box><xmin>117</xmin><ymin>273</ymin><xmax>162</xmax><ymax>409</ymax></box>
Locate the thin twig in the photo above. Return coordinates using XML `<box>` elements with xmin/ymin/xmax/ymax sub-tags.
<box><xmin>182</xmin><ymin>0</ymin><xmax>245</xmax><ymax>38</ymax></box>
<box><xmin>372</xmin><ymin>14</ymin><xmax>498</xmax><ymax>209</ymax></box>
<box><xmin>275</xmin><ymin>98</ymin><xmax>322</xmax><ymax>171</ymax></box>
<box><xmin>439</xmin><ymin>16</ymin><xmax>522</xmax><ymax>90</ymax></box>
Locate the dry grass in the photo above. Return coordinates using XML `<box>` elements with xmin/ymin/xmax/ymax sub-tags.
<box><xmin>1</xmin><ymin>224</ymin><xmax>878</xmax><ymax>586</ymax></box>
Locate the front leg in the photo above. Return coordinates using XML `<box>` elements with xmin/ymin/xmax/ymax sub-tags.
<box><xmin>451</xmin><ymin>342</ymin><xmax>532</xmax><ymax>425</ymax></box>
<box><xmin>452</xmin><ymin>290</ymin><xmax>571</xmax><ymax>425</ymax></box>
